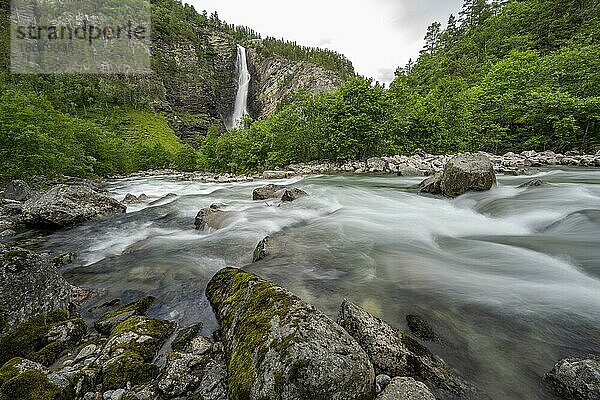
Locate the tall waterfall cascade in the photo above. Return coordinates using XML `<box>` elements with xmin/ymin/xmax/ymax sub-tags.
<box><xmin>227</xmin><ymin>45</ymin><xmax>251</xmax><ymax>129</ymax></box>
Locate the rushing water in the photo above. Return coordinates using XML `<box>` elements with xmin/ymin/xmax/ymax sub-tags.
<box><xmin>227</xmin><ymin>44</ymin><xmax>251</xmax><ymax>129</ymax></box>
<box><xmin>21</xmin><ymin>169</ymin><xmax>600</xmax><ymax>400</ymax></box>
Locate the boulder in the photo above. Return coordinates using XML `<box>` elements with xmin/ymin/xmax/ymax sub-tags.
<box><xmin>194</xmin><ymin>204</ymin><xmax>230</xmax><ymax>230</ymax></box>
<box><xmin>0</xmin><ymin>357</ymin><xmax>73</xmax><ymax>400</ymax></box>
<box><xmin>49</xmin><ymin>252</ymin><xmax>75</xmax><ymax>267</ymax></box>
<box><xmin>337</xmin><ymin>300</ymin><xmax>476</xmax><ymax>399</ymax></box>
<box><xmin>206</xmin><ymin>267</ymin><xmax>375</xmax><ymax>400</ymax></box>
<box><xmin>171</xmin><ymin>323</ymin><xmax>203</xmax><ymax>352</ymax></box>
<box><xmin>3</xmin><ymin>180</ymin><xmax>32</xmax><ymax>202</ymax></box>
<box><xmin>376</xmin><ymin>377</ymin><xmax>436</xmax><ymax>400</ymax></box>
<box><xmin>22</xmin><ymin>184</ymin><xmax>126</xmax><ymax>227</ymax></box>
<box><xmin>0</xmin><ymin>247</ymin><xmax>73</xmax><ymax>334</ymax></box>
<box><xmin>544</xmin><ymin>355</ymin><xmax>600</xmax><ymax>400</ymax></box>
<box><xmin>252</xmin><ymin>236</ymin><xmax>271</xmax><ymax>263</ymax></box>
<box><xmin>420</xmin><ymin>155</ymin><xmax>496</xmax><ymax>197</ymax></box>
<box><xmin>281</xmin><ymin>188</ymin><xmax>308</xmax><ymax>202</ymax></box>
<box><xmin>439</xmin><ymin>154</ymin><xmax>496</xmax><ymax>197</ymax></box>
<box><xmin>253</xmin><ymin>184</ymin><xmax>288</xmax><ymax>201</ymax></box>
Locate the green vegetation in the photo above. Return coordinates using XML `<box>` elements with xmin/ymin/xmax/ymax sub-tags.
<box><xmin>200</xmin><ymin>0</ymin><xmax>600</xmax><ymax>173</ymax></box>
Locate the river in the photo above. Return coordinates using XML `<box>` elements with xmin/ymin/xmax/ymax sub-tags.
<box><xmin>24</xmin><ymin>168</ymin><xmax>600</xmax><ymax>400</ymax></box>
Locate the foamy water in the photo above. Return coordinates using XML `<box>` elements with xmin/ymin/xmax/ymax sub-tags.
<box><xmin>25</xmin><ymin>169</ymin><xmax>600</xmax><ymax>400</ymax></box>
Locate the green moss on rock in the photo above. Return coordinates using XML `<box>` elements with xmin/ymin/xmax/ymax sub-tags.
<box><xmin>94</xmin><ymin>296</ymin><xmax>155</xmax><ymax>335</ymax></box>
<box><xmin>102</xmin><ymin>352</ymin><xmax>159</xmax><ymax>390</ymax></box>
<box><xmin>0</xmin><ymin>359</ymin><xmax>71</xmax><ymax>400</ymax></box>
<box><xmin>0</xmin><ymin>310</ymin><xmax>70</xmax><ymax>366</ymax></box>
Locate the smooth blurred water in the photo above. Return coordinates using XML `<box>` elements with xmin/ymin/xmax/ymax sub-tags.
<box><xmin>24</xmin><ymin>169</ymin><xmax>600</xmax><ymax>400</ymax></box>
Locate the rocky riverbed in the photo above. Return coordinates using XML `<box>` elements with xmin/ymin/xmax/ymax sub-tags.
<box><xmin>1</xmin><ymin>154</ymin><xmax>600</xmax><ymax>400</ymax></box>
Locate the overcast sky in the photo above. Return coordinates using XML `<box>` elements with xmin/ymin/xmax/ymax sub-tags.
<box><xmin>190</xmin><ymin>0</ymin><xmax>463</xmax><ymax>84</ymax></box>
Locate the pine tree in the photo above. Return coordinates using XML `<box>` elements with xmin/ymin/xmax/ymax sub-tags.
<box><xmin>421</xmin><ymin>22</ymin><xmax>442</xmax><ymax>56</ymax></box>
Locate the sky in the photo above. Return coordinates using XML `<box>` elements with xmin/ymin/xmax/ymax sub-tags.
<box><xmin>190</xmin><ymin>0</ymin><xmax>464</xmax><ymax>85</ymax></box>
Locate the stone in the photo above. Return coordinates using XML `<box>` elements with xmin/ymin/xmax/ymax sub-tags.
<box><xmin>158</xmin><ymin>352</ymin><xmax>208</xmax><ymax>396</ymax></box>
<box><xmin>281</xmin><ymin>188</ymin><xmax>308</xmax><ymax>202</ymax></box>
<box><xmin>376</xmin><ymin>377</ymin><xmax>436</xmax><ymax>400</ymax></box>
<box><xmin>252</xmin><ymin>236</ymin><xmax>271</xmax><ymax>262</ymax></box>
<box><xmin>376</xmin><ymin>374</ymin><xmax>392</xmax><ymax>394</ymax></box>
<box><xmin>545</xmin><ymin>355</ymin><xmax>600</xmax><ymax>400</ymax></box>
<box><xmin>418</xmin><ymin>172</ymin><xmax>443</xmax><ymax>194</ymax></box>
<box><xmin>122</xmin><ymin>194</ymin><xmax>139</xmax><ymax>204</ymax></box>
<box><xmin>367</xmin><ymin>157</ymin><xmax>387</xmax><ymax>172</ymax></box>
<box><xmin>171</xmin><ymin>323</ymin><xmax>203</xmax><ymax>352</ymax></box>
<box><xmin>406</xmin><ymin>315</ymin><xmax>436</xmax><ymax>342</ymax></box>
<box><xmin>252</xmin><ymin>184</ymin><xmax>288</xmax><ymax>200</ymax></box>
<box><xmin>0</xmin><ymin>247</ymin><xmax>73</xmax><ymax>334</ymax></box>
<box><xmin>439</xmin><ymin>154</ymin><xmax>496</xmax><ymax>197</ymax></box>
<box><xmin>94</xmin><ymin>296</ymin><xmax>155</xmax><ymax>335</ymax></box>
<box><xmin>3</xmin><ymin>180</ymin><xmax>32</xmax><ymax>202</ymax></box>
<box><xmin>206</xmin><ymin>267</ymin><xmax>375</xmax><ymax>400</ymax></box>
<box><xmin>0</xmin><ymin>357</ymin><xmax>72</xmax><ymax>400</ymax></box>
<box><xmin>517</xmin><ymin>179</ymin><xmax>547</xmax><ymax>188</ymax></box>
<box><xmin>49</xmin><ymin>252</ymin><xmax>76</xmax><ymax>267</ymax></box>
<box><xmin>337</xmin><ymin>300</ymin><xmax>476</xmax><ymax>399</ymax></box>
<box><xmin>194</xmin><ymin>204</ymin><xmax>230</xmax><ymax>230</ymax></box>
<box><xmin>23</xmin><ymin>184</ymin><xmax>126</xmax><ymax>227</ymax></box>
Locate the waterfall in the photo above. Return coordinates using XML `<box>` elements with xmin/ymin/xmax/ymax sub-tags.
<box><xmin>227</xmin><ymin>45</ymin><xmax>251</xmax><ymax>129</ymax></box>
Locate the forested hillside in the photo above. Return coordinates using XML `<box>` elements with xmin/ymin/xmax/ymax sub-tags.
<box><xmin>200</xmin><ymin>0</ymin><xmax>600</xmax><ymax>173</ymax></box>
<box><xmin>0</xmin><ymin>0</ymin><xmax>353</xmax><ymax>181</ymax></box>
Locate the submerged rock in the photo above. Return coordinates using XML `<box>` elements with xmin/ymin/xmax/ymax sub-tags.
<box><xmin>337</xmin><ymin>300</ymin><xmax>477</xmax><ymax>399</ymax></box>
<box><xmin>94</xmin><ymin>296</ymin><xmax>155</xmax><ymax>335</ymax></box>
<box><xmin>517</xmin><ymin>179</ymin><xmax>547</xmax><ymax>188</ymax></box>
<box><xmin>252</xmin><ymin>236</ymin><xmax>271</xmax><ymax>263</ymax></box>
<box><xmin>544</xmin><ymin>355</ymin><xmax>600</xmax><ymax>400</ymax></box>
<box><xmin>376</xmin><ymin>377</ymin><xmax>436</xmax><ymax>400</ymax></box>
<box><xmin>406</xmin><ymin>315</ymin><xmax>437</xmax><ymax>342</ymax></box>
<box><xmin>206</xmin><ymin>267</ymin><xmax>375</xmax><ymax>400</ymax></box>
<box><xmin>0</xmin><ymin>247</ymin><xmax>73</xmax><ymax>333</ymax></box>
<box><xmin>23</xmin><ymin>184</ymin><xmax>126</xmax><ymax>227</ymax></box>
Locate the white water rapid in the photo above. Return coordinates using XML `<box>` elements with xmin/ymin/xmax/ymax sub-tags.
<box><xmin>227</xmin><ymin>45</ymin><xmax>251</xmax><ymax>129</ymax></box>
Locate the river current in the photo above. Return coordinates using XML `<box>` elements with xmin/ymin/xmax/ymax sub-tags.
<box><xmin>24</xmin><ymin>169</ymin><xmax>600</xmax><ymax>400</ymax></box>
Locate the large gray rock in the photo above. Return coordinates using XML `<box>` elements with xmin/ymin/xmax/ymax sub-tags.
<box><xmin>281</xmin><ymin>188</ymin><xmax>308</xmax><ymax>202</ymax></box>
<box><xmin>0</xmin><ymin>246</ymin><xmax>73</xmax><ymax>334</ymax></box>
<box><xmin>194</xmin><ymin>204</ymin><xmax>231</xmax><ymax>230</ymax></box>
<box><xmin>22</xmin><ymin>184</ymin><xmax>126</xmax><ymax>227</ymax></box>
<box><xmin>419</xmin><ymin>155</ymin><xmax>496</xmax><ymax>197</ymax></box>
<box><xmin>376</xmin><ymin>377</ymin><xmax>436</xmax><ymax>400</ymax></box>
<box><xmin>253</xmin><ymin>184</ymin><xmax>288</xmax><ymax>201</ymax></box>
<box><xmin>440</xmin><ymin>154</ymin><xmax>496</xmax><ymax>197</ymax></box>
<box><xmin>337</xmin><ymin>300</ymin><xmax>477</xmax><ymax>399</ymax></box>
<box><xmin>545</xmin><ymin>355</ymin><xmax>600</xmax><ymax>400</ymax></box>
<box><xmin>206</xmin><ymin>267</ymin><xmax>375</xmax><ymax>400</ymax></box>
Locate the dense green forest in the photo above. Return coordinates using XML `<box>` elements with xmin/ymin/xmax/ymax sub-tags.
<box><xmin>1</xmin><ymin>0</ymin><xmax>599</xmax><ymax>180</ymax></box>
<box><xmin>200</xmin><ymin>0</ymin><xmax>600</xmax><ymax>173</ymax></box>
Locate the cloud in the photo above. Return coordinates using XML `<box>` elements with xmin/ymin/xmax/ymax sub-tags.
<box><xmin>189</xmin><ymin>0</ymin><xmax>463</xmax><ymax>84</ymax></box>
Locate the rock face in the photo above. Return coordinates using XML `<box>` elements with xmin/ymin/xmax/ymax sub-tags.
<box><xmin>545</xmin><ymin>355</ymin><xmax>600</xmax><ymax>400</ymax></box>
<box><xmin>0</xmin><ymin>247</ymin><xmax>73</xmax><ymax>334</ymax></box>
<box><xmin>337</xmin><ymin>300</ymin><xmax>476</xmax><ymax>399</ymax></box>
<box><xmin>22</xmin><ymin>184</ymin><xmax>126</xmax><ymax>227</ymax></box>
<box><xmin>206</xmin><ymin>267</ymin><xmax>375</xmax><ymax>400</ymax></box>
<box><xmin>376</xmin><ymin>377</ymin><xmax>437</xmax><ymax>400</ymax></box>
<box><xmin>420</xmin><ymin>154</ymin><xmax>496</xmax><ymax>197</ymax></box>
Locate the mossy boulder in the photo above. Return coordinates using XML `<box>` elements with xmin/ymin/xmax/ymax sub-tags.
<box><xmin>98</xmin><ymin>315</ymin><xmax>175</xmax><ymax>390</ymax></box>
<box><xmin>206</xmin><ymin>267</ymin><xmax>375</xmax><ymax>400</ymax></box>
<box><xmin>0</xmin><ymin>310</ymin><xmax>85</xmax><ymax>366</ymax></box>
<box><xmin>338</xmin><ymin>300</ymin><xmax>477</xmax><ymax>399</ymax></box>
<box><xmin>94</xmin><ymin>296</ymin><xmax>155</xmax><ymax>335</ymax></box>
<box><xmin>0</xmin><ymin>358</ymin><xmax>72</xmax><ymax>400</ymax></box>
<box><xmin>0</xmin><ymin>247</ymin><xmax>73</xmax><ymax>333</ymax></box>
